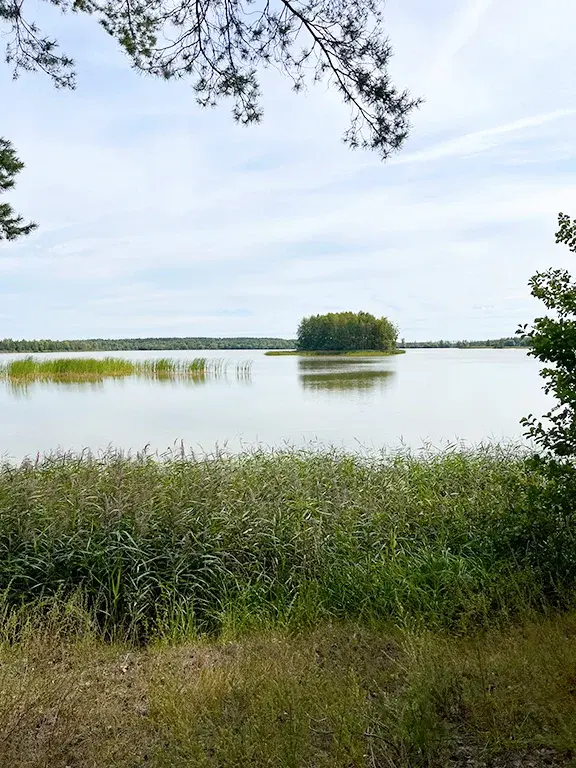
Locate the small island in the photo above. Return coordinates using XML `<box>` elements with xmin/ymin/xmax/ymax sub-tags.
<box><xmin>266</xmin><ymin>311</ymin><xmax>405</xmax><ymax>356</ymax></box>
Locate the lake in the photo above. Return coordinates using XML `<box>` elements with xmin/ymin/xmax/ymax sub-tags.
<box><xmin>0</xmin><ymin>349</ymin><xmax>550</xmax><ymax>461</ymax></box>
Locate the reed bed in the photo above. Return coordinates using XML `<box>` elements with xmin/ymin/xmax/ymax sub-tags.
<box><xmin>0</xmin><ymin>446</ymin><xmax>574</xmax><ymax>642</ymax></box>
<box><xmin>0</xmin><ymin>356</ymin><xmax>253</xmax><ymax>383</ymax></box>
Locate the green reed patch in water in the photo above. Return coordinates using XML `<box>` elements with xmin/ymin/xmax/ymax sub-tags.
<box><xmin>4</xmin><ymin>356</ymin><xmax>133</xmax><ymax>380</ymax></box>
<box><xmin>0</xmin><ymin>356</ymin><xmax>252</xmax><ymax>383</ymax></box>
<box><xmin>0</xmin><ymin>446</ymin><xmax>574</xmax><ymax>642</ymax></box>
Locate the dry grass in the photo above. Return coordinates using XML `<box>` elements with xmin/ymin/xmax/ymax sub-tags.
<box><xmin>1</xmin><ymin>613</ymin><xmax>576</xmax><ymax>767</ymax></box>
<box><xmin>0</xmin><ymin>637</ymin><xmax>152</xmax><ymax>767</ymax></box>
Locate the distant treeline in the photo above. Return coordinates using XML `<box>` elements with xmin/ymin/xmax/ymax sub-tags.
<box><xmin>0</xmin><ymin>337</ymin><xmax>296</xmax><ymax>353</ymax></box>
<box><xmin>402</xmin><ymin>337</ymin><xmax>530</xmax><ymax>349</ymax></box>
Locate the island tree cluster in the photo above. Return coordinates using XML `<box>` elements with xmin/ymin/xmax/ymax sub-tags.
<box><xmin>297</xmin><ymin>311</ymin><xmax>397</xmax><ymax>351</ymax></box>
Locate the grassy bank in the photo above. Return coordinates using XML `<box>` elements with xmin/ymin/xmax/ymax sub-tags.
<box><xmin>266</xmin><ymin>349</ymin><xmax>406</xmax><ymax>356</ymax></box>
<box><xmin>1</xmin><ymin>612</ymin><xmax>575</xmax><ymax>767</ymax></box>
<box><xmin>0</xmin><ymin>447</ymin><xmax>574</xmax><ymax>641</ymax></box>
<box><xmin>2</xmin><ymin>447</ymin><xmax>576</xmax><ymax>766</ymax></box>
<box><xmin>0</xmin><ymin>356</ymin><xmax>252</xmax><ymax>383</ymax></box>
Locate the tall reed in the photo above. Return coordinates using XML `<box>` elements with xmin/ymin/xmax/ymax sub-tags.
<box><xmin>0</xmin><ymin>447</ymin><xmax>572</xmax><ymax>642</ymax></box>
<box><xmin>0</xmin><ymin>356</ymin><xmax>252</xmax><ymax>383</ymax></box>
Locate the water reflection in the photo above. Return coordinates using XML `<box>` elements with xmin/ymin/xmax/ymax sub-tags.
<box><xmin>5</xmin><ymin>379</ymin><xmax>111</xmax><ymax>399</ymax></box>
<box><xmin>298</xmin><ymin>357</ymin><xmax>379</xmax><ymax>368</ymax></box>
<box><xmin>3</xmin><ymin>369</ymin><xmax>252</xmax><ymax>399</ymax></box>
<box><xmin>298</xmin><ymin>358</ymin><xmax>396</xmax><ymax>394</ymax></box>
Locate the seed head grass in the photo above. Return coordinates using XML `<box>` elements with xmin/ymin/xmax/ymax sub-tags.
<box><xmin>0</xmin><ymin>446</ymin><xmax>574</xmax><ymax>642</ymax></box>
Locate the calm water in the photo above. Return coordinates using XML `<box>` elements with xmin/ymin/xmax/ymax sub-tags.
<box><xmin>0</xmin><ymin>349</ymin><xmax>550</xmax><ymax>461</ymax></box>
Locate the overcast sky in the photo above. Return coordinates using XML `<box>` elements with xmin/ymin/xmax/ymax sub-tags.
<box><xmin>2</xmin><ymin>0</ymin><xmax>576</xmax><ymax>341</ymax></box>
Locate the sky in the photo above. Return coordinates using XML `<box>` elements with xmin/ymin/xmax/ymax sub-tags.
<box><xmin>2</xmin><ymin>0</ymin><xmax>576</xmax><ymax>341</ymax></box>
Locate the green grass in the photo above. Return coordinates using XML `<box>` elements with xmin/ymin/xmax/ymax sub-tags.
<box><xmin>0</xmin><ymin>446</ymin><xmax>574</xmax><ymax>642</ymax></box>
<box><xmin>265</xmin><ymin>349</ymin><xmax>406</xmax><ymax>356</ymax></box>
<box><xmin>0</xmin><ymin>356</ymin><xmax>252</xmax><ymax>383</ymax></box>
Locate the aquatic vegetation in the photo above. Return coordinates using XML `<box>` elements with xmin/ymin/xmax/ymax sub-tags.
<box><xmin>0</xmin><ymin>356</ymin><xmax>253</xmax><ymax>384</ymax></box>
<box><xmin>235</xmin><ymin>359</ymin><xmax>253</xmax><ymax>380</ymax></box>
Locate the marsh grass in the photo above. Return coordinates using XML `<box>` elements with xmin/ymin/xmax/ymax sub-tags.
<box><xmin>0</xmin><ymin>356</ymin><xmax>253</xmax><ymax>384</ymax></box>
<box><xmin>0</xmin><ymin>446</ymin><xmax>574</xmax><ymax>642</ymax></box>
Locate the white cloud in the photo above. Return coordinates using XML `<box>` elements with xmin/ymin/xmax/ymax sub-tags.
<box><xmin>390</xmin><ymin>109</ymin><xmax>576</xmax><ymax>165</ymax></box>
<box><xmin>423</xmin><ymin>0</ymin><xmax>495</xmax><ymax>87</ymax></box>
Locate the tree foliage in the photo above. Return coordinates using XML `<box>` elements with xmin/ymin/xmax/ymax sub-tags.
<box><xmin>297</xmin><ymin>311</ymin><xmax>397</xmax><ymax>351</ymax></box>
<box><xmin>0</xmin><ymin>137</ymin><xmax>37</xmax><ymax>242</ymax></box>
<box><xmin>1</xmin><ymin>0</ymin><xmax>421</xmax><ymax>159</ymax></box>
<box><xmin>404</xmin><ymin>337</ymin><xmax>530</xmax><ymax>349</ymax></box>
<box><xmin>519</xmin><ymin>213</ymin><xmax>576</xmax><ymax>459</ymax></box>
